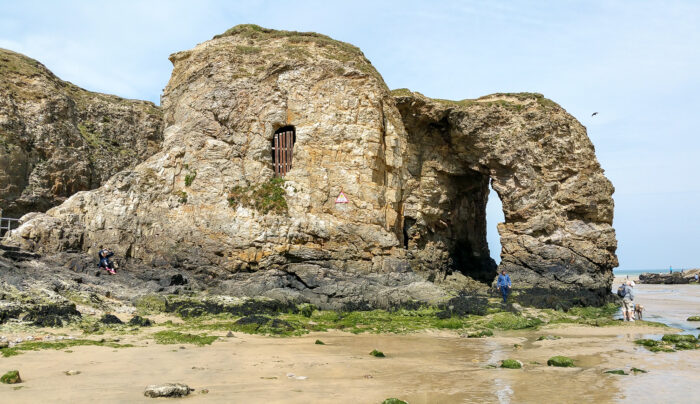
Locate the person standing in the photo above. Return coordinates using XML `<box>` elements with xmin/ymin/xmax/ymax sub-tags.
<box><xmin>621</xmin><ymin>281</ymin><xmax>635</xmax><ymax>321</ymax></box>
<box><xmin>497</xmin><ymin>270</ymin><xmax>512</xmax><ymax>303</ymax></box>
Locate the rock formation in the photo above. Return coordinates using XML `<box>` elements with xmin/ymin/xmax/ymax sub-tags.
<box><xmin>638</xmin><ymin>269</ymin><xmax>699</xmax><ymax>284</ymax></box>
<box><xmin>0</xmin><ymin>48</ymin><xmax>163</xmax><ymax>218</ymax></box>
<box><xmin>3</xmin><ymin>25</ymin><xmax>617</xmax><ymax>309</ymax></box>
<box><xmin>395</xmin><ymin>91</ymin><xmax>617</xmax><ymax>306</ymax></box>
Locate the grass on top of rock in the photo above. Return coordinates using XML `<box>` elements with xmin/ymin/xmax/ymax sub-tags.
<box><xmin>1</xmin><ymin>339</ymin><xmax>133</xmax><ymax>358</ymax></box>
<box><xmin>228</xmin><ymin>177</ymin><xmax>287</xmax><ymax>214</ymax></box>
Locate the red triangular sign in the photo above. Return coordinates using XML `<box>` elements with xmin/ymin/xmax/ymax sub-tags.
<box><xmin>335</xmin><ymin>191</ymin><xmax>348</xmax><ymax>204</ymax></box>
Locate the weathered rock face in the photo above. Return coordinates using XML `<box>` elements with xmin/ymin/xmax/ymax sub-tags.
<box><xmin>0</xmin><ymin>48</ymin><xmax>163</xmax><ymax>217</ymax></box>
<box><xmin>395</xmin><ymin>91</ymin><xmax>617</xmax><ymax>306</ymax></box>
<box><xmin>4</xmin><ymin>25</ymin><xmax>618</xmax><ymax>308</ymax></box>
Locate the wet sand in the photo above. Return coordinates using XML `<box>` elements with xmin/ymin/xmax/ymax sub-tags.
<box><xmin>1</xmin><ymin>283</ymin><xmax>699</xmax><ymax>403</ymax></box>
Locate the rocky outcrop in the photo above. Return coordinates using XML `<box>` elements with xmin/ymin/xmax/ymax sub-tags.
<box><xmin>394</xmin><ymin>91</ymin><xmax>617</xmax><ymax>306</ymax></box>
<box><xmin>0</xmin><ymin>48</ymin><xmax>163</xmax><ymax>217</ymax></box>
<box><xmin>638</xmin><ymin>269</ymin><xmax>699</xmax><ymax>284</ymax></box>
<box><xmin>3</xmin><ymin>25</ymin><xmax>617</xmax><ymax>308</ymax></box>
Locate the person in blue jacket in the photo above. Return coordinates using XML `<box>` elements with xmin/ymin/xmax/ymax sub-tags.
<box><xmin>98</xmin><ymin>246</ymin><xmax>116</xmax><ymax>274</ymax></box>
<box><xmin>497</xmin><ymin>270</ymin><xmax>512</xmax><ymax>303</ymax></box>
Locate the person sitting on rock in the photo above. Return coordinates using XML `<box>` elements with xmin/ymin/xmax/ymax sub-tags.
<box><xmin>98</xmin><ymin>246</ymin><xmax>116</xmax><ymax>275</ymax></box>
<box><xmin>497</xmin><ymin>270</ymin><xmax>512</xmax><ymax>303</ymax></box>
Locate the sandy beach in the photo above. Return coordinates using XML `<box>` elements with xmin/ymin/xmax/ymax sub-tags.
<box><xmin>1</xmin><ymin>282</ymin><xmax>698</xmax><ymax>404</ymax></box>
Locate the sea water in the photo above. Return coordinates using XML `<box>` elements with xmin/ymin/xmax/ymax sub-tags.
<box><xmin>613</xmin><ymin>268</ymin><xmax>677</xmax><ymax>277</ymax></box>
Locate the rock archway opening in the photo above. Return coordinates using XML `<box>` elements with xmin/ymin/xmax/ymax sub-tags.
<box><xmin>403</xmin><ymin>167</ymin><xmax>499</xmax><ymax>284</ymax></box>
<box><xmin>444</xmin><ymin>169</ymin><xmax>498</xmax><ymax>283</ymax></box>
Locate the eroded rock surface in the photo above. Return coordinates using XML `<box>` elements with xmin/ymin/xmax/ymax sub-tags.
<box><xmin>3</xmin><ymin>25</ymin><xmax>617</xmax><ymax>308</ymax></box>
<box><xmin>0</xmin><ymin>48</ymin><xmax>163</xmax><ymax>217</ymax></box>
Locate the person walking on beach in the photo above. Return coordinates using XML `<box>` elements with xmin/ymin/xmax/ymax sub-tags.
<box><xmin>497</xmin><ymin>270</ymin><xmax>511</xmax><ymax>303</ymax></box>
<box><xmin>618</xmin><ymin>280</ymin><xmax>635</xmax><ymax>321</ymax></box>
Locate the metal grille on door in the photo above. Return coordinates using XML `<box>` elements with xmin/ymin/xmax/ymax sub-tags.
<box><xmin>272</xmin><ymin>126</ymin><xmax>296</xmax><ymax>177</ymax></box>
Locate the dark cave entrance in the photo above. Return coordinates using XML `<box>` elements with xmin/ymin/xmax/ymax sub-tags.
<box><xmin>403</xmin><ymin>169</ymin><xmax>498</xmax><ymax>284</ymax></box>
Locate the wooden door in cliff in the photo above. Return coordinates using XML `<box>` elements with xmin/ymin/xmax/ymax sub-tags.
<box><xmin>272</xmin><ymin>126</ymin><xmax>296</xmax><ymax>177</ymax></box>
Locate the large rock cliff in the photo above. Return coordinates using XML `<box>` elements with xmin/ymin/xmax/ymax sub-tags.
<box><xmin>3</xmin><ymin>25</ymin><xmax>617</xmax><ymax>309</ymax></box>
<box><xmin>0</xmin><ymin>48</ymin><xmax>163</xmax><ymax>217</ymax></box>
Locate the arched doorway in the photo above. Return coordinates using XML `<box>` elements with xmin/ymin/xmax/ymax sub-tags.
<box><xmin>271</xmin><ymin>126</ymin><xmax>296</xmax><ymax>177</ymax></box>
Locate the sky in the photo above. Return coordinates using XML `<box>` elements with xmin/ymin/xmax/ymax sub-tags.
<box><xmin>1</xmin><ymin>0</ymin><xmax>698</xmax><ymax>270</ymax></box>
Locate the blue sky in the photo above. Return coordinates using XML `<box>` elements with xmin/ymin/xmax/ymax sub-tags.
<box><xmin>1</xmin><ymin>1</ymin><xmax>698</xmax><ymax>269</ymax></box>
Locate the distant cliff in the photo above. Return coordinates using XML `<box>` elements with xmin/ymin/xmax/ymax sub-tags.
<box><xmin>0</xmin><ymin>48</ymin><xmax>163</xmax><ymax>217</ymax></box>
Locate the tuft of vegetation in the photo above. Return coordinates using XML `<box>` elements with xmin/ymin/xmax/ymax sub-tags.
<box><xmin>547</xmin><ymin>356</ymin><xmax>575</xmax><ymax>367</ymax></box>
<box><xmin>1</xmin><ymin>339</ymin><xmax>132</xmax><ymax>358</ymax></box>
<box><xmin>134</xmin><ymin>295</ymin><xmax>167</xmax><ymax>314</ymax></box>
<box><xmin>604</xmin><ymin>369</ymin><xmax>628</xmax><ymax>375</ymax></box>
<box><xmin>537</xmin><ymin>335</ymin><xmax>562</xmax><ymax>341</ymax></box>
<box><xmin>314</xmin><ymin>339</ymin><xmax>325</xmax><ymax>345</ymax></box>
<box><xmin>184</xmin><ymin>170</ymin><xmax>197</xmax><ymax>187</ymax></box>
<box><xmin>153</xmin><ymin>331</ymin><xmax>218</xmax><ymax>346</ymax></box>
<box><xmin>486</xmin><ymin>312</ymin><xmax>542</xmax><ymax>330</ymax></box>
<box><xmin>235</xmin><ymin>45</ymin><xmax>261</xmax><ymax>54</ymax></box>
<box><xmin>178</xmin><ymin>191</ymin><xmax>188</xmax><ymax>204</ymax></box>
<box><xmin>686</xmin><ymin>316</ymin><xmax>700</xmax><ymax>321</ymax></box>
<box><xmin>228</xmin><ymin>177</ymin><xmax>288</xmax><ymax>214</ymax></box>
<box><xmin>370</xmin><ymin>349</ymin><xmax>385</xmax><ymax>358</ymax></box>
<box><xmin>466</xmin><ymin>329</ymin><xmax>493</xmax><ymax>338</ymax></box>
<box><xmin>631</xmin><ymin>367</ymin><xmax>648</xmax><ymax>374</ymax></box>
<box><xmin>1</xmin><ymin>370</ymin><xmax>21</xmax><ymax>384</ymax></box>
<box><xmin>500</xmin><ymin>359</ymin><xmax>522</xmax><ymax>369</ymax></box>
<box><xmin>382</xmin><ymin>399</ymin><xmax>407</xmax><ymax>404</ymax></box>
<box><xmin>390</xmin><ymin>88</ymin><xmax>413</xmax><ymax>97</ymax></box>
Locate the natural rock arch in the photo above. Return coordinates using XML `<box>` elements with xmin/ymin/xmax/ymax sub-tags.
<box><xmin>394</xmin><ymin>90</ymin><xmax>617</xmax><ymax>306</ymax></box>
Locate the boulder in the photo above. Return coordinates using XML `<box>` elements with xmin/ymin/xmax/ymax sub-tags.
<box><xmin>144</xmin><ymin>383</ymin><xmax>194</xmax><ymax>398</ymax></box>
<box><xmin>0</xmin><ymin>370</ymin><xmax>21</xmax><ymax>384</ymax></box>
<box><xmin>547</xmin><ymin>356</ymin><xmax>575</xmax><ymax>367</ymax></box>
<box><xmin>128</xmin><ymin>315</ymin><xmax>153</xmax><ymax>327</ymax></box>
<box><xmin>500</xmin><ymin>359</ymin><xmax>523</xmax><ymax>369</ymax></box>
<box><xmin>99</xmin><ymin>314</ymin><xmax>123</xmax><ymax>325</ymax></box>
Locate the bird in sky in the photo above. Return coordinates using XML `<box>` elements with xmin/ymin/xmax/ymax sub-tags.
<box><xmin>591</xmin><ymin>112</ymin><xmax>599</xmax><ymax>117</ymax></box>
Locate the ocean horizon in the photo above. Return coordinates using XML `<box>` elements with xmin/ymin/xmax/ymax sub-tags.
<box><xmin>613</xmin><ymin>268</ymin><xmax>690</xmax><ymax>277</ymax></box>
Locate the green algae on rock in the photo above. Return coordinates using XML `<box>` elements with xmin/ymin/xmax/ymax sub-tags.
<box><xmin>500</xmin><ymin>359</ymin><xmax>523</xmax><ymax>369</ymax></box>
<box><xmin>370</xmin><ymin>349</ymin><xmax>385</xmax><ymax>358</ymax></box>
<box><xmin>153</xmin><ymin>331</ymin><xmax>217</xmax><ymax>346</ymax></box>
<box><xmin>1</xmin><ymin>370</ymin><xmax>21</xmax><ymax>384</ymax></box>
<box><xmin>547</xmin><ymin>356</ymin><xmax>575</xmax><ymax>367</ymax></box>
<box><xmin>604</xmin><ymin>369</ymin><xmax>627</xmax><ymax>375</ymax></box>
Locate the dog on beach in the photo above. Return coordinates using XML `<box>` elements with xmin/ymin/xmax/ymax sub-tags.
<box><xmin>634</xmin><ymin>304</ymin><xmax>644</xmax><ymax>320</ymax></box>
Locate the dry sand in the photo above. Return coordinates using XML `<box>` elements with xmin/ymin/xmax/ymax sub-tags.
<box><xmin>1</xmin><ymin>283</ymin><xmax>699</xmax><ymax>403</ymax></box>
